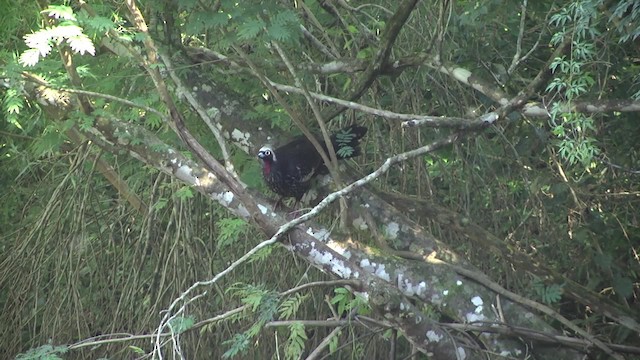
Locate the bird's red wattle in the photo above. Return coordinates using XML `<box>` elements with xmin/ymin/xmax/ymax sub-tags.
<box><xmin>262</xmin><ymin>161</ymin><xmax>271</xmax><ymax>176</ymax></box>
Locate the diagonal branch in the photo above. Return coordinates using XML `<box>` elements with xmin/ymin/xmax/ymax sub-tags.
<box><xmin>322</xmin><ymin>0</ymin><xmax>421</xmax><ymax>120</ymax></box>
<box><xmin>160</xmin><ymin>53</ymin><xmax>238</xmax><ymax>177</ymax></box>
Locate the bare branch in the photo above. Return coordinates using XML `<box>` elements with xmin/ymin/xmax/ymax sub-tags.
<box><xmin>160</xmin><ymin>53</ymin><xmax>238</xmax><ymax>177</ymax></box>
<box><xmin>304</xmin><ymin>326</ymin><xmax>344</xmax><ymax>360</ymax></box>
<box><xmin>508</xmin><ymin>0</ymin><xmax>528</xmax><ymax>74</ymax></box>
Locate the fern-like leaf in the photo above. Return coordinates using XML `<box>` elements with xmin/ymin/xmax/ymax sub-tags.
<box><xmin>238</xmin><ymin>18</ymin><xmax>265</xmax><ymax>40</ymax></box>
<box><xmin>43</xmin><ymin>5</ymin><xmax>76</xmax><ymax>21</ymax></box>
<box><xmin>285</xmin><ymin>322</ymin><xmax>307</xmax><ymax>360</ymax></box>
<box><xmin>279</xmin><ymin>293</ymin><xmax>308</xmax><ymax>320</ymax></box>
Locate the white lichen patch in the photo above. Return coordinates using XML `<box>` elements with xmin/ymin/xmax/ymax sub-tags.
<box><xmin>524</xmin><ymin>312</ymin><xmax>534</xmax><ymax>319</ymax></box>
<box><xmin>205</xmin><ymin>107</ymin><xmax>220</xmax><ymax>122</ymax></box>
<box><xmin>330</xmin><ymin>258</ymin><xmax>352</xmax><ymax>278</ymax></box>
<box><xmin>471</xmin><ymin>296</ymin><xmax>484</xmax><ymax>315</ymax></box>
<box><xmin>230</xmin><ymin>128</ymin><xmax>251</xmax><ymax>153</ymax></box>
<box><xmin>456</xmin><ymin>280</ymin><xmax>463</xmax><ymax>286</ymax></box>
<box><xmin>360</xmin><ymin>203</ymin><xmax>370</xmax><ymax>208</ymax></box>
<box><xmin>374</xmin><ymin>263</ymin><xmax>391</xmax><ymax>281</ymax></box>
<box><xmin>385</xmin><ymin>222</ymin><xmax>400</xmax><ymax>239</ymax></box>
<box><xmin>451</xmin><ymin>67</ymin><xmax>472</xmax><ymax>83</ymax></box>
<box><xmin>457</xmin><ymin>347</ymin><xmax>467</xmax><ymax>359</ymax></box>
<box><xmin>398</xmin><ymin>277</ymin><xmax>427</xmax><ymax>297</ymax></box>
<box><xmin>307</xmin><ymin>227</ymin><xmax>330</xmax><ymax>241</ymax></box>
<box><xmin>359</xmin><ymin>259</ymin><xmax>390</xmax><ymax>281</ymax></box>
<box><xmin>309</xmin><ymin>247</ymin><xmax>334</xmax><ymax>264</ymax></box>
<box><xmin>465</xmin><ymin>312</ymin><xmax>486</xmax><ymax>323</ymax></box>
<box><xmin>442</xmin><ymin>290</ymin><xmax>449</xmax><ymax>296</ymax></box>
<box><xmin>307</xmin><ymin>247</ymin><xmax>352</xmax><ymax>278</ymax></box>
<box><xmin>222</xmin><ymin>191</ymin><xmax>234</xmax><ymax>205</ymax></box>
<box><xmin>175</xmin><ymin>165</ymin><xmax>197</xmax><ymax>184</ymax></box>
<box><xmin>416</xmin><ymin>281</ymin><xmax>427</xmax><ymax>296</ymax></box>
<box><xmin>257</xmin><ymin>204</ymin><xmax>268</xmax><ymax>215</ymax></box>
<box><xmin>352</xmin><ymin>216</ymin><xmax>368</xmax><ymax>230</ymax></box>
<box><xmin>359</xmin><ymin>259</ymin><xmax>375</xmax><ymax>272</ymax></box>
<box><xmin>426</xmin><ymin>330</ymin><xmax>443</xmax><ymax>342</ymax></box>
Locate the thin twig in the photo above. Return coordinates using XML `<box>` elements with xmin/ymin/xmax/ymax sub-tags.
<box><xmin>267</xmin><ymin>80</ymin><xmax>479</xmax><ymax>128</ymax></box>
<box><xmin>508</xmin><ymin>0</ymin><xmax>528</xmax><ymax>75</ymax></box>
<box><xmin>272</xmin><ymin>41</ymin><xmax>349</xmax><ymax>227</ymax></box>
<box><xmin>304</xmin><ymin>326</ymin><xmax>344</xmax><ymax>360</ymax></box>
<box><xmin>21</xmin><ymin>72</ymin><xmax>167</xmax><ymax>120</ymax></box>
<box><xmin>266</xmin><ymin>320</ymin><xmax>348</xmax><ymax>328</ymax></box>
<box><xmin>160</xmin><ymin>53</ymin><xmax>238</xmax><ymax>177</ymax></box>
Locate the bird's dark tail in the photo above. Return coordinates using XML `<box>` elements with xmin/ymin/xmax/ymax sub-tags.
<box><xmin>330</xmin><ymin>125</ymin><xmax>368</xmax><ymax>159</ymax></box>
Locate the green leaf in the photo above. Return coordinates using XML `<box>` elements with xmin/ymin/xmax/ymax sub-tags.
<box><xmin>216</xmin><ymin>218</ymin><xmax>248</xmax><ymax>250</ymax></box>
<box><xmin>533</xmin><ymin>278</ymin><xmax>564</xmax><ymax>304</ymax></box>
<box><xmin>330</xmin><ymin>287</ymin><xmax>350</xmax><ymax>316</ymax></box>
<box><xmin>239</xmin><ymin>289</ymin><xmax>265</xmax><ymax>311</ymax></box>
<box><xmin>279</xmin><ymin>293</ymin><xmax>308</xmax><ymax>319</ymax></box>
<box><xmin>285</xmin><ymin>322</ymin><xmax>308</xmax><ymax>360</ymax></box>
<box><xmin>43</xmin><ymin>5</ymin><xmax>76</xmax><ymax>21</ymax></box>
<box><xmin>16</xmin><ymin>344</ymin><xmax>68</xmax><ymax>360</ymax></box>
<box><xmin>238</xmin><ymin>18</ymin><xmax>265</xmax><ymax>40</ymax></box>
<box><xmin>175</xmin><ymin>186</ymin><xmax>194</xmax><ymax>200</ymax></box>
<box><xmin>329</xmin><ymin>329</ymin><xmax>341</xmax><ymax>353</ymax></box>
<box><xmin>222</xmin><ymin>333</ymin><xmax>250</xmax><ymax>358</ymax></box>
<box><xmin>336</xmin><ymin>145</ymin><xmax>354</xmax><ymax>158</ymax></box>
<box><xmin>84</xmin><ymin>15</ymin><xmax>115</xmax><ymax>33</ymax></box>
<box><xmin>168</xmin><ymin>316</ymin><xmax>195</xmax><ymax>334</ymax></box>
<box><xmin>32</xmin><ymin>127</ymin><xmax>65</xmax><ymax>157</ymax></box>
<box><xmin>613</xmin><ymin>276</ymin><xmax>634</xmax><ymax>299</ymax></box>
<box><xmin>128</xmin><ymin>346</ymin><xmax>146</xmax><ymax>355</ymax></box>
<box><xmin>186</xmin><ymin>11</ymin><xmax>230</xmax><ymax>34</ymax></box>
<box><xmin>267</xmin><ymin>10</ymin><xmax>300</xmax><ymax>43</ymax></box>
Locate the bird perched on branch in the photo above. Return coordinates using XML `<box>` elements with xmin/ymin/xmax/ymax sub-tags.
<box><xmin>257</xmin><ymin>125</ymin><xmax>367</xmax><ymax>209</ymax></box>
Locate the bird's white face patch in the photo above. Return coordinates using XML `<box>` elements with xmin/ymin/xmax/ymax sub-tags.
<box><xmin>258</xmin><ymin>145</ymin><xmax>276</xmax><ymax>162</ymax></box>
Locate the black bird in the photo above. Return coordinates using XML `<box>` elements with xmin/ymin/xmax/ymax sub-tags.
<box><xmin>257</xmin><ymin>125</ymin><xmax>367</xmax><ymax>208</ymax></box>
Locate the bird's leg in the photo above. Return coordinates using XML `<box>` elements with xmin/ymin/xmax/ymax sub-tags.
<box><xmin>274</xmin><ymin>197</ymin><xmax>284</xmax><ymax>211</ymax></box>
<box><xmin>288</xmin><ymin>199</ymin><xmax>305</xmax><ymax>219</ymax></box>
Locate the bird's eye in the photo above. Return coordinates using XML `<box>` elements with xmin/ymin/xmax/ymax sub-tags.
<box><xmin>265</xmin><ymin>150</ymin><xmax>271</xmax><ymax>156</ymax></box>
